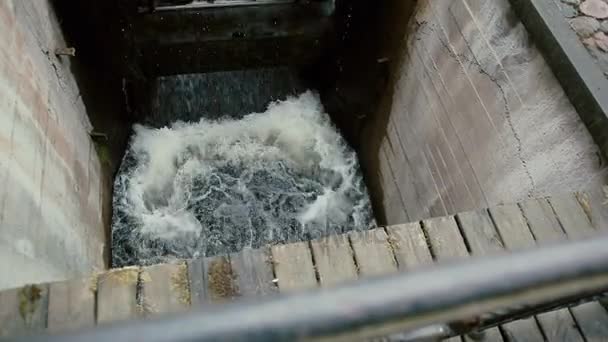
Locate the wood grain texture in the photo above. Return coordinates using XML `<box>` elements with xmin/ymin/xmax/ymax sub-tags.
<box><xmin>204</xmin><ymin>256</ymin><xmax>238</xmax><ymax>302</ymax></box>
<box><xmin>462</xmin><ymin>327</ymin><xmax>503</xmax><ymax>342</ymax></box>
<box><xmin>422</xmin><ymin>216</ymin><xmax>468</xmax><ymax>261</ymax></box>
<box><xmin>519</xmin><ymin>198</ymin><xmax>565</xmax><ymax>244</ymax></box>
<box><xmin>500</xmin><ymin>318</ymin><xmax>545</xmax><ymax>342</ymax></box>
<box><xmin>524</xmin><ymin>195</ymin><xmax>607</xmax><ymax>341</ymax></box>
<box><xmin>310</xmin><ymin>235</ymin><xmax>358</xmax><ymax>287</ymax></box>
<box><xmin>570</xmin><ymin>302</ymin><xmax>608</xmax><ymax>342</ymax></box>
<box><xmin>385</xmin><ymin>223</ymin><xmax>433</xmax><ymax>269</ymax></box>
<box><xmin>230</xmin><ymin>247</ymin><xmax>277</xmax><ymax>297</ymax></box>
<box><xmin>0</xmin><ymin>285</ymin><xmax>49</xmax><ymax>336</ymax></box>
<box><xmin>384</xmin><ymin>124</ymin><xmax>426</xmax><ymax>222</ymax></box>
<box><xmin>349</xmin><ymin>229</ymin><xmax>398</xmax><ymax>277</ymax></box>
<box><xmin>537</xmin><ymin>309</ymin><xmax>584</xmax><ymax>342</ymax></box>
<box><xmin>96</xmin><ymin>267</ymin><xmax>140</xmax><ymax>323</ymax></box>
<box><xmin>48</xmin><ymin>277</ymin><xmax>95</xmax><ymax>333</ymax></box>
<box><xmin>272</xmin><ymin>242</ymin><xmax>317</xmax><ymax>292</ymax></box>
<box><xmin>423</xmin><ymin>212</ymin><xmax>502</xmax><ymax>341</ymax></box>
<box><xmin>490</xmin><ymin>202</ymin><xmax>581</xmax><ymax>341</ymax></box>
<box><xmin>488</xmin><ymin>204</ymin><xmax>535</xmax><ymax>250</ymax></box>
<box><xmin>456</xmin><ymin>209</ymin><xmax>504</xmax><ymax>256</ymax></box>
<box><xmin>140</xmin><ymin>263</ymin><xmax>190</xmax><ymax>316</ymax></box>
<box><xmin>187</xmin><ymin>258</ymin><xmax>206</xmax><ymax>307</ymax></box>
<box><xmin>549</xmin><ymin>194</ymin><xmax>596</xmax><ymax>239</ymax></box>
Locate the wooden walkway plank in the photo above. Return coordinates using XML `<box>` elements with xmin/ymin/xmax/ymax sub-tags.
<box><xmin>519</xmin><ymin>199</ymin><xmax>565</xmax><ymax>244</ymax></box>
<box><xmin>0</xmin><ymin>284</ymin><xmax>49</xmax><ymax>337</ymax></box>
<box><xmin>488</xmin><ymin>204</ymin><xmax>536</xmax><ymax>250</ymax></box>
<box><xmin>457</xmin><ymin>209</ymin><xmax>541</xmax><ymax>341</ymax></box>
<box><xmin>310</xmin><ymin>234</ymin><xmax>358</xmax><ymax>287</ymax></box>
<box><xmin>537</xmin><ymin>309</ymin><xmax>585</xmax><ymax>341</ymax></box>
<box><xmin>422</xmin><ymin>214</ymin><xmax>502</xmax><ymax>341</ymax></box>
<box><xmin>48</xmin><ymin>277</ymin><xmax>96</xmax><ymax>333</ymax></box>
<box><xmin>456</xmin><ymin>210</ymin><xmax>504</xmax><ymax>256</ymax></box>
<box><xmin>524</xmin><ymin>196</ymin><xmax>607</xmax><ymax>341</ymax></box>
<box><xmin>549</xmin><ymin>194</ymin><xmax>596</xmax><ymax>239</ymax></box>
<box><xmin>230</xmin><ymin>247</ymin><xmax>277</xmax><ymax>297</ymax></box>
<box><xmin>96</xmin><ymin>267</ymin><xmax>140</xmax><ymax>323</ymax></box>
<box><xmin>349</xmin><ymin>228</ymin><xmax>398</xmax><ymax>277</ymax></box>
<box><xmin>500</xmin><ymin>318</ymin><xmax>545</xmax><ymax>342</ymax></box>
<box><xmin>575</xmin><ymin>192</ymin><xmax>608</xmax><ymax>231</ymax></box>
<box><xmin>462</xmin><ymin>328</ymin><xmax>503</xmax><ymax>342</ymax></box>
<box><xmin>140</xmin><ymin>263</ymin><xmax>190</xmax><ymax>316</ymax></box>
<box><xmin>187</xmin><ymin>258</ymin><xmax>206</xmax><ymax>307</ymax></box>
<box><xmin>570</xmin><ymin>302</ymin><xmax>608</xmax><ymax>342</ymax></box>
<box><xmin>272</xmin><ymin>242</ymin><xmax>317</xmax><ymax>292</ymax></box>
<box><xmin>422</xmin><ymin>216</ymin><xmax>468</xmax><ymax>261</ymax></box>
<box><xmin>203</xmin><ymin>256</ymin><xmax>238</xmax><ymax>302</ymax></box>
<box><xmin>385</xmin><ymin>223</ymin><xmax>433</xmax><ymax>270</ymax></box>
<box><xmin>490</xmin><ymin>203</ymin><xmax>583</xmax><ymax>341</ymax></box>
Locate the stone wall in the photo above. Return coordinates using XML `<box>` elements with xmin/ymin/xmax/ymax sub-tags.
<box><xmin>0</xmin><ymin>1</ymin><xmax>108</xmax><ymax>290</ymax></box>
<box><xmin>361</xmin><ymin>0</ymin><xmax>608</xmax><ymax>226</ymax></box>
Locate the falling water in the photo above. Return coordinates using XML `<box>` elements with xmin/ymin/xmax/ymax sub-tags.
<box><xmin>111</xmin><ymin>70</ymin><xmax>375</xmax><ymax>267</ymax></box>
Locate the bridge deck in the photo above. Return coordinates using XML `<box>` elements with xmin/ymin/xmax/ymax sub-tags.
<box><xmin>1</xmin><ymin>193</ymin><xmax>608</xmax><ymax>340</ymax></box>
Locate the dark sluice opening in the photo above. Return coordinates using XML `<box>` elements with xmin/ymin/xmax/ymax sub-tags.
<box><xmin>52</xmin><ymin>0</ymin><xmax>415</xmax><ymax>267</ymax></box>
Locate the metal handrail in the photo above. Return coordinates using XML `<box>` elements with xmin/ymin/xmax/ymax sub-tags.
<box><xmin>12</xmin><ymin>234</ymin><xmax>608</xmax><ymax>342</ymax></box>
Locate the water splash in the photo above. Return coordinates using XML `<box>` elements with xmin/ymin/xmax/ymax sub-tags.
<box><xmin>111</xmin><ymin>91</ymin><xmax>375</xmax><ymax>267</ymax></box>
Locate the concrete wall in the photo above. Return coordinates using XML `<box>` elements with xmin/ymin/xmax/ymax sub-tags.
<box><xmin>0</xmin><ymin>1</ymin><xmax>107</xmax><ymax>290</ymax></box>
<box><xmin>361</xmin><ymin>0</ymin><xmax>608</xmax><ymax>226</ymax></box>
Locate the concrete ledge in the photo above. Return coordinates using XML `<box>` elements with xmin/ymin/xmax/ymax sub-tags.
<box><xmin>509</xmin><ymin>0</ymin><xmax>608</xmax><ymax>158</ymax></box>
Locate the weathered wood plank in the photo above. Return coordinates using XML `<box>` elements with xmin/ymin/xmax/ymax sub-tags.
<box><xmin>549</xmin><ymin>194</ymin><xmax>596</xmax><ymax>239</ymax></box>
<box><xmin>500</xmin><ymin>318</ymin><xmax>545</xmax><ymax>342</ymax></box>
<box><xmin>48</xmin><ymin>277</ymin><xmax>95</xmax><ymax>333</ymax></box>
<box><xmin>456</xmin><ymin>210</ymin><xmax>504</xmax><ymax>256</ymax></box>
<box><xmin>272</xmin><ymin>242</ymin><xmax>317</xmax><ymax>292</ymax></box>
<box><xmin>524</xmin><ymin>195</ymin><xmax>606</xmax><ymax>341</ymax></box>
<box><xmin>230</xmin><ymin>247</ymin><xmax>277</xmax><ymax>297</ymax></box>
<box><xmin>96</xmin><ymin>267</ymin><xmax>140</xmax><ymax>323</ymax></box>
<box><xmin>537</xmin><ymin>309</ymin><xmax>585</xmax><ymax>341</ymax></box>
<box><xmin>570</xmin><ymin>302</ymin><xmax>608</xmax><ymax>341</ymax></box>
<box><xmin>310</xmin><ymin>235</ymin><xmax>358</xmax><ymax>287</ymax></box>
<box><xmin>488</xmin><ymin>204</ymin><xmax>536</xmax><ymax>250</ymax></box>
<box><xmin>456</xmin><ymin>205</ymin><xmax>537</xmax><ymax>341</ymax></box>
<box><xmin>490</xmin><ymin>202</ymin><xmax>582</xmax><ymax>341</ymax></box>
<box><xmin>519</xmin><ymin>198</ymin><xmax>565</xmax><ymax>243</ymax></box>
<box><xmin>422</xmin><ymin>216</ymin><xmax>468</xmax><ymax>261</ymax></box>
<box><xmin>204</xmin><ymin>256</ymin><xmax>238</xmax><ymax>302</ymax></box>
<box><xmin>462</xmin><ymin>327</ymin><xmax>503</xmax><ymax>342</ymax></box>
<box><xmin>187</xmin><ymin>258</ymin><xmax>206</xmax><ymax>307</ymax></box>
<box><xmin>575</xmin><ymin>192</ymin><xmax>607</xmax><ymax>231</ymax></box>
<box><xmin>0</xmin><ymin>284</ymin><xmax>49</xmax><ymax>336</ymax></box>
<box><xmin>140</xmin><ymin>263</ymin><xmax>190</xmax><ymax>316</ymax></box>
<box><xmin>386</xmin><ymin>223</ymin><xmax>433</xmax><ymax>269</ymax></box>
<box><xmin>445</xmin><ymin>337</ymin><xmax>463</xmax><ymax>342</ymax></box>
<box><xmin>349</xmin><ymin>229</ymin><xmax>398</xmax><ymax>277</ymax></box>
<box><xmin>422</xmin><ymin>212</ymin><xmax>502</xmax><ymax>341</ymax></box>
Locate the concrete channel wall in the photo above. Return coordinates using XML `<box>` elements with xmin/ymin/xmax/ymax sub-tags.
<box><xmin>0</xmin><ymin>1</ymin><xmax>107</xmax><ymax>290</ymax></box>
<box><xmin>361</xmin><ymin>0</ymin><xmax>608</xmax><ymax>226</ymax></box>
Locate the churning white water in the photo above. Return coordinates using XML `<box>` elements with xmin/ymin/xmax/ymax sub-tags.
<box><xmin>112</xmin><ymin>91</ymin><xmax>375</xmax><ymax>266</ymax></box>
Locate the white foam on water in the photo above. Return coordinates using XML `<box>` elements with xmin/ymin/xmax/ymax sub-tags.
<box><xmin>112</xmin><ymin>91</ymin><xmax>375</xmax><ymax>266</ymax></box>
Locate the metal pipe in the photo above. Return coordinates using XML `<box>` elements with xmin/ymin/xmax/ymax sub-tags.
<box><xmin>14</xmin><ymin>235</ymin><xmax>608</xmax><ymax>342</ymax></box>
